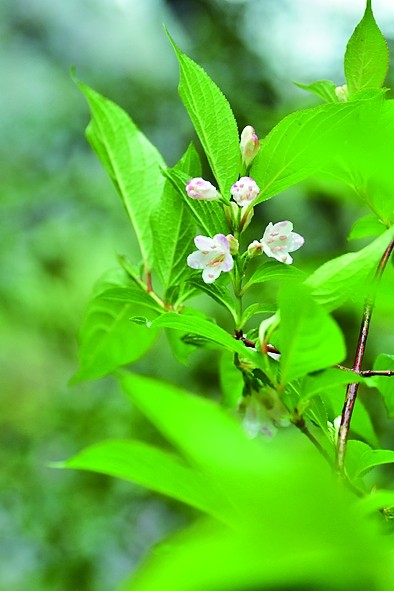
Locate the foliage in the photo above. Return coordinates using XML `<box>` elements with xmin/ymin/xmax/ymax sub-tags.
<box><xmin>57</xmin><ymin>2</ymin><xmax>394</xmax><ymax>589</ymax></box>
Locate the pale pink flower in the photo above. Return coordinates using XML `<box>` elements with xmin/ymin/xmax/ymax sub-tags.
<box><xmin>186</xmin><ymin>178</ymin><xmax>220</xmax><ymax>201</ymax></box>
<box><xmin>231</xmin><ymin>177</ymin><xmax>260</xmax><ymax>207</ymax></box>
<box><xmin>260</xmin><ymin>221</ymin><xmax>304</xmax><ymax>264</ymax></box>
<box><xmin>187</xmin><ymin>234</ymin><xmax>234</xmax><ymax>283</ymax></box>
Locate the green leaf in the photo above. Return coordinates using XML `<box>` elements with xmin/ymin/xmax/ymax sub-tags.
<box><xmin>167</xmin><ymin>31</ymin><xmax>240</xmax><ymax>197</ymax></box>
<box><xmin>187</xmin><ymin>278</ymin><xmax>237</xmax><ymax>320</ymax></box>
<box><xmin>163</xmin><ymin>168</ymin><xmax>228</xmax><ymax>236</ymax></box>
<box><xmin>294</xmin><ymin>80</ymin><xmax>338</xmax><ymax>103</ymax></box>
<box><xmin>300</xmin><ymin>368</ymin><xmax>364</xmax><ymax>402</ymax></box>
<box><xmin>346</xmin><ymin>440</ymin><xmax>394</xmax><ymax>480</ymax></box>
<box><xmin>348</xmin><ymin>214</ymin><xmax>386</xmax><ymax>240</ymax></box>
<box><xmin>57</xmin><ymin>439</ymin><xmax>223</xmax><ymax>519</ymax></box>
<box><xmin>241</xmin><ymin>303</ymin><xmax>276</xmax><ymax>327</ymax></box>
<box><xmin>72</xmin><ymin>278</ymin><xmax>159</xmax><ymax>383</ymax></box>
<box><xmin>344</xmin><ymin>0</ymin><xmax>389</xmax><ymax>96</ymax></box>
<box><xmin>276</xmin><ymin>285</ymin><xmax>346</xmax><ymax>384</ymax></box>
<box><xmin>305</xmin><ymin>225</ymin><xmax>394</xmax><ymax>311</ymax></box>
<box><xmin>150</xmin><ymin>312</ymin><xmax>257</xmax><ymax>361</ymax></box>
<box><xmin>373</xmin><ymin>354</ymin><xmax>394</xmax><ymax>417</ymax></box>
<box><xmin>244</xmin><ymin>260</ymin><xmax>304</xmax><ymax>291</ymax></box>
<box><xmin>78</xmin><ymin>81</ymin><xmax>165</xmax><ymax>267</ymax></box>
<box><xmin>151</xmin><ymin>144</ymin><xmax>199</xmax><ymax>291</ymax></box>
<box><xmin>97</xmin><ymin>287</ymin><xmax>162</xmax><ymax>312</ymax></box>
<box><xmin>219</xmin><ymin>351</ymin><xmax>244</xmax><ymax>408</ymax></box>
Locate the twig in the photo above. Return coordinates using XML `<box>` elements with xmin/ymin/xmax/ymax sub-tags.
<box><xmin>337</xmin><ymin>238</ymin><xmax>394</xmax><ymax>473</ymax></box>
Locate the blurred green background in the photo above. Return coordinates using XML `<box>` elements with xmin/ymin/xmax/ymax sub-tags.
<box><xmin>1</xmin><ymin>0</ymin><xmax>394</xmax><ymax>589</ymax></box>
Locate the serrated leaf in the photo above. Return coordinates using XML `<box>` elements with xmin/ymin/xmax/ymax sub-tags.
<box><xmin>373</xmin><ymin>354</ymin><xmax>394</xmax><ymax>417</ymax></box>
<box><xmin>72</xmin><ymin>279</ymin><xmax>159</xmax><ymax>383</ymax></box>
<box><xmin>344</xmin><ymin>0</ymin><xmax>389</xmax><ymax>96</ymax></box>
<box><xmin>348</xmin><ymin>214</ymin><xmax>386</xmax><ymax>240</ymax></box>
<box><xmin>167</xmin><ymin>31</ymin><xmax>240</xmax><ymax>197</ymax></box>
<box><xmin>151</xmin><ymin>144</ymin><xmax>199</xmax><ymax>291</ymax></box>
<box><xmin>57</xmin><ymin>439</ymin><xmax>223</xmax><ymax>519</ymax></box>
<box><xmin>163</xmin><ymin>168</ymin><xmax>228</xmax><ymax>236</ymax></box>
<box><xmin>78</xmin><ymin>81</ymin><xmax>165</xmax><ymax>267</ymax></box>
<box><xmin>305</xmin><ymin>226</ymin><xmax>394</xmax><ymax>311</ymax></box>
<box><xmin>346</xmin><ymin>440</ymin><xmax>394</xmax><ymax>480</ymax></box>
<box><xmin>294</xmin><ymin>80</ymin><xmax>338</xmax><ymax>103</ymax></box>
<box><xmin>276</xmin><ymin>285</ymin><xmax>346</xmax><ymax>384</ymax></box>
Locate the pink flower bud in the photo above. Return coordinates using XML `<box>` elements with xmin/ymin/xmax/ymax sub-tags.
<box><xmin>231</xmin><ymin>177</ymin><xmax>260</xmax><ymax>207</ymax></box>
<box><xmin>186</xmin><ymin>178</ymin><xmax>220</xmax><ymax>201</ymax></box>
<box><xmin>240</xmin><ymin>125</ymin><xmax>260</xmax><ymax>167</ymax></box>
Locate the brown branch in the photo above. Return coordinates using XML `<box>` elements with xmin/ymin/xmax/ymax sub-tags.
<box><xmin>337</xmin><ymin>238</ymin><xmax>394</xmax><ymax>473</ymax></box>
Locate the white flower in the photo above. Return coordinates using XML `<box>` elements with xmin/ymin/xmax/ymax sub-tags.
<box><xmin>240</xmin><ymin>125</ymin><xmax>260</xmax><ymax>167</ymax></box>
<box><xmin>231</xmin><ymin>177</ymin><xmax>260</xmax><ymax>207</ymax></box>
<box><xmin>186</xmin><ymin>178</ymin><xmax>220</xmax><ymax>201</ymax></box>
<box><xmin>187</xmin><ymin>234</ymin><xmax>234</xmax><ymax>284</ymax></box>
<box><xmin>260</xmin><ymin>221</ymin><xmax>304</xmax><ymax>264</ymax></box>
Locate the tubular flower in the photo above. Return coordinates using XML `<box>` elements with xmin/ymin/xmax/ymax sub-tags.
<box><xmin>231</xmin><ymin>177</ymin><xmax>260</xmax><ymax>207</ymax></box>
<box><xmin>240</xmin><ymin>125</ymin><xmax>260</xmax><ymax>167</ymax></box>
<box><xmin>187</xmin><ymin>234</ymin><xmax>234</xmax><ymax>283</ymax></box>
<box><xmin>186</xmin><ymin>178</ymin><xmax>220</xmax><ymax>201</ymax></box>
<box><xmin>260</xmin><ymin>221</ymin><xmax>304</xmax><ymax>264</ymax></box>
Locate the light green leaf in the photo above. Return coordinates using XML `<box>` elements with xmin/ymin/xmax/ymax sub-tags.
<box><xmin>300</xmin><ymin>368</ymin><xmax>364</xmax><ymax>402</ymax></box>
<box><xmin>187</xmin><ymin>278</ymin><xmax>237</xmax><ymax>319</ymax></box>
<box><xmin>344</xmin><ymin>0</ymin><xmax>389</xmax><ymax>96</ymax></box>
<box><xmin>151</xmin><ymin>144</ymin><xmax>199</xmax><ymax>291</ymax></box>
<box><xmin>348</xmin><ymin>214</ymin><xmax>386</xmax><ymax>241</ymax></box>
<box><xmin>71</xmin><ymin>279</ymin><xmax>159</xmax><ymax>383</ymax></box>
<box><xmin>163</xmin><ymin>168</ymin><xmax>228</xmax><ymax>236</ymax></box>
<box><xmin>241</xmin><ymin>303</ymin><xmax>276</xmax><ymax>327</ymax></box>
<box><xmin>219</xmin><ymin>351</ymin><xmax>244</xmax><ymax>408</ymax></box>
<box><xmin>98</xmin><ymin>287</ymin><xmax>162</xmax><ymax>312</ymax></box>
<box><xmin>305</xmin><ymin>225</ymin><xmax>394</xmax><ymax>311</ymax></box>
<box><xmin>294</xmin><ymin>80</ymin><xmax>338</xmax><ymax>103</ymax></box>
<box><xmin>56</xmin><ymin>439</ymin><xmax>223</xmax><ymax>519</ymax></box>
<box><xmin>276</xmin><ymin>285</ymin><xmax>346</xmax><ymax>384</ymax></box>
<box><xmin>167</xmin><ymin>31</ymin><xmax>240</xmax><ymax>197</ymax></box>
<box><xmin>373</xmin><ymin>354</ymin><xmax>394</xmax><ymax>417</ymax></box>
<box><xmin>78</xmin><ymin>81</ymin><xmax>165</xmax><ymax>267</ymax></box>
<box><xmin>243</xmin><ymin>261</ymin><xmax>304</xmax><ymax>291</ymax></box>
<box><xmin>346</xmin><ymin>440</ymin><xmax>394</xmax><ymax>480</ymax></box>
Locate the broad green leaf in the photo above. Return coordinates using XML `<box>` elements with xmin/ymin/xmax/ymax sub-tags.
<box><xmin>187</xmin><ymin>278</ymin><xmax>237</xmax><ymax>320</ymax></box>
<box><xmin>294</xmin><ymin>79</ymin><xmax>338</xmax><ymax>103</ymax></box>
<box><xmin>150</xmin><ymin>311</ymin><xmax>258</xmax><ymax>363</ymax></box>
<box><xmin>348</xmin><ymin>214</ymin><xmax>386</xmax><ymax>241</ymax></box>
<box><xmin>78</xmin><ymin>81</ymin><xmax>165</xmax><ymax>267</ymax></box>
<box><xmin>250</xmin><ymin>100</ymin><xmax>366</xmax><ymax>204</ymax></box>
<box><xmin>163</xmin><ymin>168</ymin><xmax>228</xmax><ymax>236</ymax></box>
<box><xmin>151</xmin><ymin>144</ymin><xmax>199</xmax><ymax>291</ymax></box>
<box><xmin>344</xmin><ymin>0</ymin><xmax>389</xmax><ymax>96</ymax></box>
<box><xmin>300</xmin><ymin>368</ymin><xmax>364</xmax><ymax>402</ymax></box>
<box><xmin>373</xmin><ymin>354</ymin><xmax>394</xmax><ymax>417</ymax></box>
<box><xmin>167</xmin><ymin>31</ymin><xmax>240</xmax><ymax>197</ymax></box>
<box><xmin>57</xmin><ymin>439</ymin><xmax>224</xmax><ymax>519</ymax></box>
<box><xmin>72</xmin><ymin>279</ymin><xmax>159</xmax><ymax>383</ymax></box>
<box><xmin>276</xmin><ymin>285</ymin><xmax>346</xmax><ymax>384</ymax></box>
<box><xmin>305</xmin><ymin>225</ymin><xmax>394</xmax><ymax>311</ymax></box>
<box><xmin>346</xmin><ymin>440</ymin><xmax>394</xmax><ymax>480</ymax></box>
<box><xmin>243</xmin><ymin>260</ymin><xmax>304</xmax><ymax>291</ymax></box>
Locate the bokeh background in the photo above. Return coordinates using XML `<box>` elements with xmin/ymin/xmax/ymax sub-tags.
<box><xmin>2</xmin><ymin>0</ymin><xmax>394</xmax><ymax>589</ymax></box>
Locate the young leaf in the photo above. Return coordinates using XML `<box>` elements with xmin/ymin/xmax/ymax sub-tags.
<box><xmin>57</xmin><ymin>439</ymin><xmax>224</xmax><ymax>519</ymax></box>
<box><xmin>346</xmin><ymin>440</ymin><xmax>394</xmax><ymax>480</ymax></box>
<box><xmin>167</xmin><ymin>30</ymin><xmax>240</xmax><ymax>197</ymax></box>
<box><xmin>241</xmin><ymin>303</ymin><xmax>276</xmax><ymax>327</ymax></box>
<box><xmin>305</xmin><ymin>225</ymin><xmax>394</xmax><ymax>311</ymax></box>
<box><xmin>373</xmin><ymin>354</ymin><xmax>394</xmax><ymax>417</ymax></box>
<box><xmin>344</xmin><ymin>0</ymin><xmax>389</xmax><ymax>96</ymax></box>
<box><xmin>275</xmin><ymin>284</ymin><xmax>346</xmax><ymax>384</ymax></box>
<box><xmin>294</xmin><ymin>80</ymin><xmax>339</xmax><ymax>103</ymax></box>
<box><xmin>163</xmin><ymin>168</ymin><xmax>228</xmax><ymax>236</ymax></box>
<box><xmin>151</xmin><ymin>144</ymin><xmax>199</xmax><ymax>292</ymax></box>
<box><xmin>78</xmin><ymin>81</ymin><xmax>165</xmax><ymax>267</ymax></box>
<box><xmin>71</xmin><ymin>279</ymin><xmax>159</xmax><ymax>383</ymax></box>
<box><xmin>348</xmin><ymin>214</ymin><xmax>386</xmax><ymax>241</ymax></box>
<box><xmin>243</xmin><ymin>260</ymin><xmax>304</xmax><ymax>291</ymax></box>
